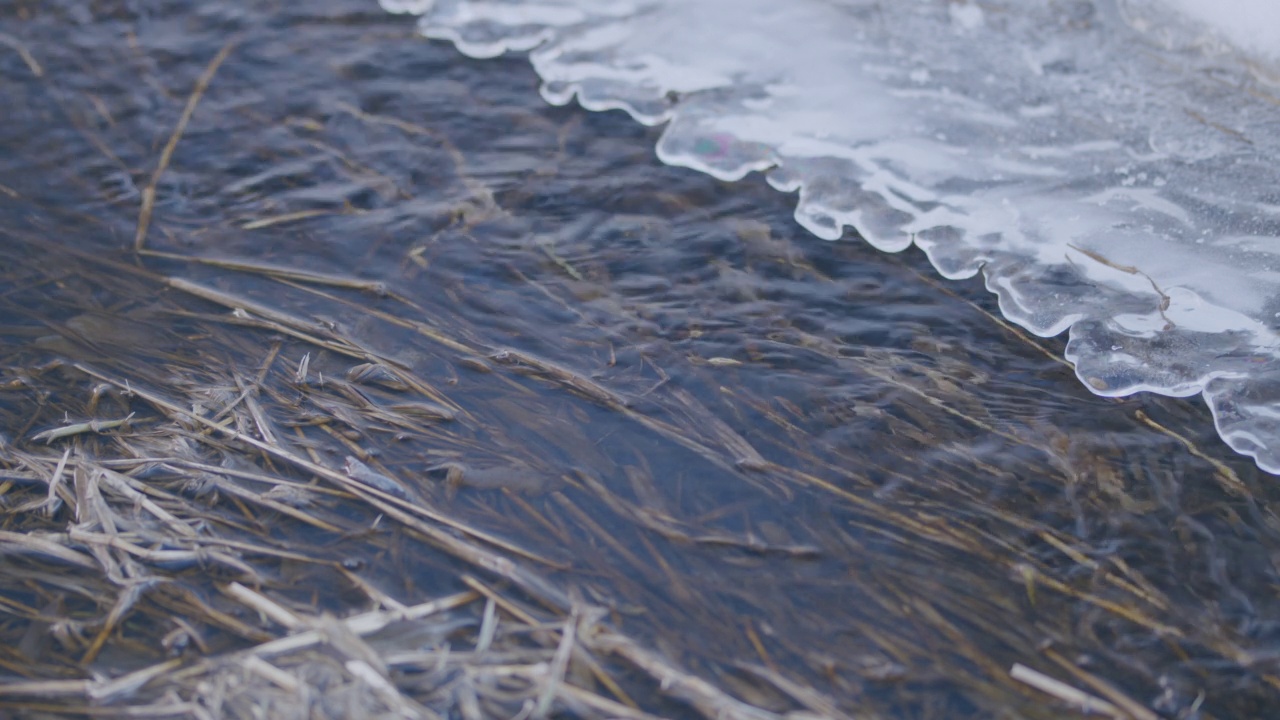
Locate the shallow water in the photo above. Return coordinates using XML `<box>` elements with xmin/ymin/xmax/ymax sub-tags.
<box><xmin>2</xmin><ymin>1</ymin><xmax>1280</xmax><ymax>718</ymax></box>
<box><xmin>389</xmin><ymin>0</ymin><xmax>1280</xmax><ymax>475</ymax></box>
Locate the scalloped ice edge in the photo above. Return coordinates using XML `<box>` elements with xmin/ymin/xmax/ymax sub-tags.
<box><xmin>379</xmin><ymin>0</ymin><xmax>1280</xmax><ymax>475</ymax></box>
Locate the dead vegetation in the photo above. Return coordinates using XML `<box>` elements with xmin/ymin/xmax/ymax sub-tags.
<box><xmin>2</xmin><ymin>2</ymin><xmax>1280</xmax><ymax>718</ymax></box>
<box><xmin>0</xmin><ymin>244</ymin><xmax>792</xmax><ymax>720</ymax></box>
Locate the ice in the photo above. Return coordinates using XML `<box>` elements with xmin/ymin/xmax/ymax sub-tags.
<box><xmin>382</xmin><ymin>0</ymin><xmax>1280</xmax><ymax>473</ymax></box>
<box><xmin>1158</xmin><ymin>0</ymin><xmax>1280</xmax><ymax>60</ymax></box>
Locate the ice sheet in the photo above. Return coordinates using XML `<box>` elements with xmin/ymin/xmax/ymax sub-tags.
<box><xmin>382</xmin><ymin>0</ymin><xmax>1280</xmax><ymax>473</ymax></box>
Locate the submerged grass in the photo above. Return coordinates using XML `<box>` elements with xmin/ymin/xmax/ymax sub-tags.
<box><xmin>0</xmin><ymin>242</ymin><xmax>868</xmax><ymax>720</ymax></box>
<box><xmin>2</xmin><ymin>2</ymin><xmax>1280</xmax><ymax>718</ymax></box>
<box><xmin>1</xmin><ymin>215</ymin><xmax>1275</xmax><ymax>719</ymax></box>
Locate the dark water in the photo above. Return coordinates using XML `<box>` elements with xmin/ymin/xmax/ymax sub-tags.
<box><xmin>3</xmin><ymin>1</ymin><xmax>1280</xmax><ymax>718</ymax></box>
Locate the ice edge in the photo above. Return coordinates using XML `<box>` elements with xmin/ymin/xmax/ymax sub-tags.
<box><xmin>384</xmin><ymin>0</ymin><xmax>1280</xmax><ymax>476</ymax></box>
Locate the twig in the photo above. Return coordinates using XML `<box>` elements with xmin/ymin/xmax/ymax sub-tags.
<box><xmin>0</xmin><ymin>32</ymin><xmax>43</xmax><ymax>77</ymax></box>
<box><xmin>135</xmin><ymin>37</ymin><xmax>240</xmax><ymax>250</ymax></box>
<box><xmin>30</xmin><ymin>413</ymin><xmax>137</xmax><ymax>443</ymax></box>
<box><xmin>1009</xmin><ymin>663</ymin><xmax>1126</xmax><ymax>719</ymax></box>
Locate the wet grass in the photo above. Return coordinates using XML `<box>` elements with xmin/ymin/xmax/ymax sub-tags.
<box><xmin>2</xmin><ymin>1</ymin><xmax>1280</xmax><ymax>718</ymax></box>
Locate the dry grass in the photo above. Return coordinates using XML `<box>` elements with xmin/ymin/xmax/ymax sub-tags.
<box><xmin>1</xmin><ymin>224</ymin><xmax>1268</xmax><ymax>719</ymax></box>
<box><xmin>0</xmin><ymin>245</ymin><xmax>851</xmax><ymax>720</ymax></box>
<box><xmin>2</xmin><ymin>5</ymin><xmax>1278</xmax><ymax>718</ymax></box>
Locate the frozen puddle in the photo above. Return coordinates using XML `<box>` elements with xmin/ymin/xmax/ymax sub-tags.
<box><xmin>381</xmin><ymin>0</ymin><xmax>1280</xmax><ymax>473</ymax></box>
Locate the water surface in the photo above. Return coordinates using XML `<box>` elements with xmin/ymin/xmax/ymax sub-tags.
<box><xmin>2</xmin><ymin>1</ymin><xmax>1280</xmax><ymax>718</ymax></box>
<box><xmin>385</xmin><ymin>0</ymin><xmax>1280</xmax><ymax>474</ymax></box>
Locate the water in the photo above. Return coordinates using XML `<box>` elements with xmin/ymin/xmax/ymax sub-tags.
<box><xmin>4</xmin><ymin>0</ymin><xmax>1280</xmax><ymax>718</ymax></box>
<box><xmin>381</xmin><ymin>0</ymin><xmax>1280</xmax><ymax>476</ymax></box>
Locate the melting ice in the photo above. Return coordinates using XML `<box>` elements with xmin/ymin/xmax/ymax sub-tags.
<box><xmin>381</xmin><ymin>0</ymin><xmax>1280</xmax><ymax>474</ymax></box>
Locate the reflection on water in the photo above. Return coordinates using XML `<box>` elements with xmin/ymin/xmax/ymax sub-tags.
<box><xmin>2</xmin><ymin>1</ymin><xmax>1280</xmax><ymax>718</ymax></box>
